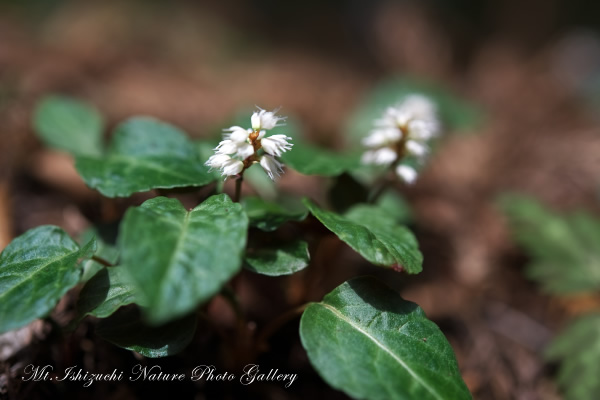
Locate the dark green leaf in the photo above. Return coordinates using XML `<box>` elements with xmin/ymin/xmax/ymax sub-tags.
<box><xmin>33</xmin><ymin>95</ymin><xmax>104</xmax><ymax>157</ymax></box>
<box><xmin>300</xmin><ymin>277</ymin><xmax>471</xmax><ymax>400</ymax></box>
<box><xmin>500</xmin><ymin>194</ymin><xmax>600</xmax><ymax>293</ymax></box>
<box><xmin>79</xmin><ymin>227</ymin><xmax>120</xmax><ymax>282</ymax></box>
<box><xmin>546</xmin><ymin>313</ymin><xmax>600</xmax><ymax>400</ymax></box>
<box><xmin>245</xmin><ymin>240</ymin><xmax>310</xmax><ymax>276</ymax></box>
<box><xmin>77</xmin><ymin>267</ymin><xmax>146</xmax><ymax>318</ymax></box>
<box><xmin>76</xmin><ymin>118</ymin><xmax>215</xmax><ymax>197</ymax></box>
<box><xmin>374</xmin><ymin>189</ymin><xmax>413</xmax><ymax>223</ymax></box>
<box><xmin>328</xmin><ymin>173</ymin><xmax>369</xmax><ymax>213</ymax></box>
<box><xmin>119</xmin><ymin>195</ymin><xmax>248</xmax><ymax>324</ymax></box>
<box><xmin>96</xmin><ymin>306</ymin><xmax>197</xmax><ymax>358</ymax></box>
<box><xmin>303</xmin><ymin>199</ymin><xmax>422</xmax><ymax>273</ymax></box>
<box><xmin>244</xmin><ymin>164</ymin><xmax>278</xmax><ymax>201</ymax></box>
<box><xmin>344</xmin><ymin>203</ymin><xmax>405</xmax><ymax>230</ymax></box>
<box><xmin>281</xmin><ymin>143</ymin><xmax>362</xmax><ymax>177</ymax></box>
<box><xmin>242</xmin><ymin>196</ymin><xmax>307</xmax><ymax>232</ymax></box>
<box><xmin>0</xmin><ymin>226</ymin><xmax>96</xmax><ymax>333</ymax></box>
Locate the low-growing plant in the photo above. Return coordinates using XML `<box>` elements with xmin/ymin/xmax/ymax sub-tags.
<box><xmin>1</xmin><ymin>83</ymin><xmax>478</xmax><ymax>399</ymax></box>
<box><xmin>501</xmin><ymin>195</ymin><xmax>600</xmax><ymax>400</ymax></box>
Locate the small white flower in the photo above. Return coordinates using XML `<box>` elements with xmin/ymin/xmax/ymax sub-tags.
<box><xmin>261</xmin><ymin>134</ymin><xmax>293</xmax><ymax>157</ymax></box>
<box><xmin>251</xmin><ymin>113</ymin><xmax>262</xmax><ymax>130</ymax></box>
<box><xmin>205</xmin><ymin>154</ymin><xmax>244</xmax><ymax>178</ymax></box>
<box><xmin>402</xmin><ymin>94</ymin><xmax>437</xmax><ymax>121</ymax></box>
<box><xmin>408</xmin><ymin>119</ymin><xmax>439</xmax><ymax>141</ymax></box>
<box><xmin>215</xmin><ymin>139</ymin><xmax>255</xmax><ymax>159</ymax></box>
<box><xmin>394</xmin><ymin>112</ymin><xmax>413</xmax><ymax>128</ymax></box>
<box><xmin>361</xmin><ymin>131</ymin><xmax>386</xmax><ymax>147</ymax></box>
<box><xmin>260</xmin><ymin>154</ymin><xmax>284</xmax><ymax>180</ymax></box>
<box><xmin>222</xmin><ymin>158</ymin><xmax>244</xmax><ymax>176</ymax></box>
<box><xmin>405</xmin><ymin>140</ymin><xmax>428</xmax><ymax>158</ymax></box>
<box><xmin>251</xmin><ymin>108</ymin><xmax>286</xmax><ymax>130</ymax></box>
<box><xmin>223</xmin><ymin>126</ymin><xmax>251</xmax><ymax>143</ymax></box>
<box><xmin>361</xmin><ymin>94</ymin><xmax>440</xmax><ymax>185</ymax></box>
<box><xmin>396</xmin><ymin>165</ymin><xmax>418</xmax><ymax>184</ymax></box>
<box><xmin>374</xmin><ymin>96</ymin><xmax>438</xmax><ymax>134</ymax></box>
<box><xmin>215</xmin><ymin>140</ymin><xmax>239</xmax><ymax>155</ymax></box>
<box><xmin>205</xmin><ymin>153</ymin><xmax>232</xmax><ymax>170</ymax></box>
<box><xmin>361</xmin><ymin>148</ymin><xmax>397</xmax><ymax>166</ymax></box>
<box><xmin>361</xmin><ymin>128</ymin><xmax>401</xmax><ymax>147</ymax></box>
<box><xmin>206</xmin><ymin>106</ymin><xmax>291</xmax><ymax>181</ymax></box>
<box><xmin>235</xmin><ymin>142</ymin><xmax>255</xmax><ymax>159</ymax></box>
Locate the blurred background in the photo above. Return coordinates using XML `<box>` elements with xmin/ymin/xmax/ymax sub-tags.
<box><xmin>1</xmin><ymin>0</ymin><xmax>600</xmax><ymax>399</ymax></box>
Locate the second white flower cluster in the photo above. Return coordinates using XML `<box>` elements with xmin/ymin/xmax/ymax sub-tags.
<box><xmin>361</xmin><ymin>94</ymin><xmax>441</xmax><ymax>184</ymax></box>
<box><xmin>205</xmin><ymin>108</ymin><xmax>293</xmax><ymax>180</ymax></box>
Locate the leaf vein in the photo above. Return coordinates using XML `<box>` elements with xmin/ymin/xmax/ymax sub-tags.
<box><xmin>318</xmin><ymin>302</ymin><xmax>443</xmax><ymax>400</ymax></box>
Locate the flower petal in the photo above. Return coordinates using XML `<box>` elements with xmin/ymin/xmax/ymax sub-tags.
<box><xmin>205</xmin><ymin>154</ymin><xmax>231</xmax><ymax>170</ymax></box>
<box><xmin>395</xmin><ymin>165</ymin><xmax>418</xmax><ymax>184</ymax></box>
<box><xmin>405</xmin><ymin>140</ymin><xmax>428</xmax><ymax>158</ymax></box>
<box><xmin>251</xmin><ymin>108</ymin><xmax>286</xmax><ymax>130</ymax></box>
<box><xmin>261</xmin><ymin>135</ymin><xmax>293</xmax><ymax>157</ymax></box>
<box><xmin>260</xmin><ymin>154</ymin><xmax>284</xmax><ymax>180</ymax></box>
<box><xmin>222</xmin><ymin>158</ymin><xmax>244</xmax><ymax>176</ymax></box>
<box><xmin>224</xmin><ymin>126</ymin><xmax>251</xmax><ymax>143</ymax></box>
<box><xmin>215</xmin><ymin>140</ymin><xmax>239</xmax><ymax>155</ymax></box>
<box><xmin>361</xmin><ymin>147</ymin><xmax>397</xmax><ymax>165</ymax></box>
<box><xmin>236</xmin><ymin>142</ymin><xmax>255</xmax><ymax>159</ymax></box>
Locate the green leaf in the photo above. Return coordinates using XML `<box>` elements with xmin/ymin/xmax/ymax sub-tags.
<box><xmin>303</xmin><ymin>199</ymin><xmax>423</xmax><ymax>273</ymax></box>
<box><xmin>119</xmin><ymin>195</ymin><xmax>248</xmax><ymax>324</ymax></box>
<box><xmin>374</xmin><ymin>189</ymin><xmax>413</xmax><ymax>223</ymax></box>
<box><xmin>0</xmin><ymin>226</ymin><xmax>96</xmax><ymax>333</ymax></box>
<box><xmin>96</xmin><ymin>306</ymin><xmax>197</xmax><ymax>358</ymax></box>
<box><xmin>281</xmin><ymin>142</ymin><xmax>362</xmax><ymax>177</ymax></box>
<box><xmin>77</xmin><ymin>267</ymin><xmax>145</xmax><ymax>318</ymax></box>
<box><xmin>344</xmin><ymin>203</ymin><xmax>406</xmax><ymax>231</ymax></box>
<box><xmin>346</xmin><ymin>77</ymin><xmax>483</xmax><ymax>148</ymax></box>
<box><xmin>75</xmin><ymin>117</ymin><xmax>215</xmax><ymax>197</ymax></box>
<box><xmin>546</xmin><ymin>313</ymin><xmax>600</xmax><ymax>400</ymax></box>
<box><xmin>300</xmin><ymin>277</ymin><xmax>471</xmax><ymax>400</ymax></box>
<box><xmin>79</xmin><ymin>226</ymin><xmax>120</xmax><ymax>282</ymax></box>
<box><xmin>33</xmin><ymin>95</ymin><xmax>104</xmax><ymax>157</ymax></box>
<box><xmin>244</xmin><ymin>164</ymin><xmax>278</xmax><ymax>201</ymax></box>
<box><xmin>499</xmin><ymin>194</ymin><xmax>600</xmax><ymax>294</ymax></box>
<box><xmin>245</xmin><ymin>240</ymin><xmax>310</xmax><ymax>276</ymax></box>
<box><xmin>242</xmin><ymin>196</ymin><xmax>308</xmax><ymax>232</ymax></box>
<box><xmin>328</xmin><ymin>173</ymin><xmax>369</xmax><ymax>213</ymax></box>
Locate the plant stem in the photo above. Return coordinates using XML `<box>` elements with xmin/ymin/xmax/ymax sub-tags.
<box><xmin>234</xmin><ymin>175</ymin><xmax>243</xmax><ymax>202</ymax></box>
<box><xmin>91</xmin><ymin>255</ymin><xmax>115</xmax><ymax>267</ymax></box>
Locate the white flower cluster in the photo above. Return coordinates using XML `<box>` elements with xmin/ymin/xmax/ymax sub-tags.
<box><xmin>205</xmin><ymin>108</ymin><xmax>293</xmax><ymax>180</ymax></box>
<box><xmin>361</xmin><ymin>94</ymin><xmax>440</xmax><ymax>184</ymax></box>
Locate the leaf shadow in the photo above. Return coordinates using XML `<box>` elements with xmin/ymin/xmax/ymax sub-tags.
<box><xmin>346</xmin><ymin>276</ymin><xmax>420</xmax><ymax>316</ymax></box>
<box><xmin>77</xmin><ymin>268</ymin><xmax>111</xmax><ymax>316</ymax></box>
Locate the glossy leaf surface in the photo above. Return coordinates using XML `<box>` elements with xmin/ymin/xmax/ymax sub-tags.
<box><xmin>119</xmin><ymin>195</ymin><xmax>248</xmax><ymax>324</ymax></box>
<box><xmin>304</xmin><ymin>199</ymin><xmax>422</xmax><ymax>273</ymax></box>
<box><xmin>0</xmin><ymin>226</ymin><xmax>95</xmax><ymax>333</ymax></box>
<box><xmin>300</xmin><ymin>277</ymin><xmax>471</xmax><ymax>400</ymax></box>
